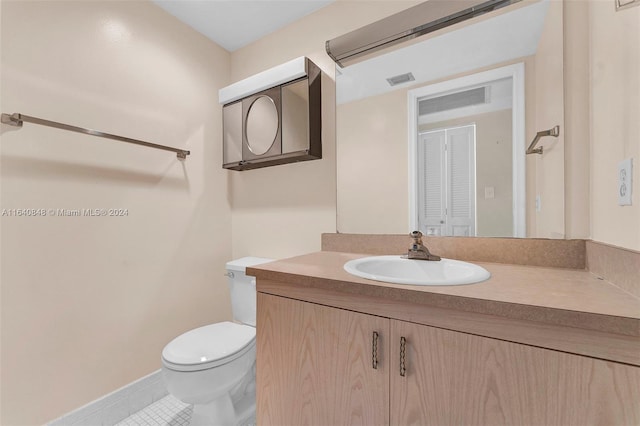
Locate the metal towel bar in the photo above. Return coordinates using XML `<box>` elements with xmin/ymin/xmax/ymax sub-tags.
<box><xmin>1</xmin><ymin>113</ymin><xmax>190</xmax><ymax>160</ymax></box>
<box><xmin>526</xmin><ymin>125</ymin><xmax>560</xmax><ymax>155</ymax></box>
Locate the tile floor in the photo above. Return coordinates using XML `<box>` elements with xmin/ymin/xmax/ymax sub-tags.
<box><xmin>115</xmin><ymin>395</ymin><xmax>192</xmax><ymax>426</ymax></box>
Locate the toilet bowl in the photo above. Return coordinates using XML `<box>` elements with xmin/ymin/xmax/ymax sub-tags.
<box><xmin>162</xmin><ymin>322</ymin><xmax>256</xmax><ymax>425</ymax></box>
<box><xmin>161</xmin><ymin>257</ymin><xmax>273</xmax><ymax>426</ymax></box>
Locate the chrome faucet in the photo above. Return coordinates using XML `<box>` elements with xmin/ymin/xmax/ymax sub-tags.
<box><xmin>407</xmin><ymin>231</ymin><xmax>441</xmax><ymax>261</ymax></box>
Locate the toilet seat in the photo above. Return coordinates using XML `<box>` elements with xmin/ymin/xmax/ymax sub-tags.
<box><xmin>162</xmin><ymin>322</ymin><xmax>255</xmax><ymax>372</ymax></box>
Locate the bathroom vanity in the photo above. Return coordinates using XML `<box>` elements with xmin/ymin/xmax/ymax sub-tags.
<box><xmin>249</xmin><ymin>241</ymin><xmax>640</xmax><ymax>425</ymax></box>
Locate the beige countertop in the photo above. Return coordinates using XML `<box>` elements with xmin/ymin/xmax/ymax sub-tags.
<box><xmin>249</xmin><ymin>251</ymin><xmax>640</xmax><ymax>338</ymax></box>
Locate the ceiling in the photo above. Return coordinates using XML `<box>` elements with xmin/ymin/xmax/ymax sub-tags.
<box><xmin>152</xmin><ymin>0</ymin><xmax>334</xmax><ymax>52</ymax></box>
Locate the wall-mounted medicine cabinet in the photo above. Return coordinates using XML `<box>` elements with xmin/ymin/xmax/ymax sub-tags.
<box><xmin>219</xmin><ymin>57</ymin><xmax>321</xmax><ymax>171</ymax></box>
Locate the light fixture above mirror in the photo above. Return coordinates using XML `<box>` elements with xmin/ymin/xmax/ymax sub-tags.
<box><xmin>325</xmin><ymin>0</ymin><xmax>522</xmax><ymax>67</ymax></box>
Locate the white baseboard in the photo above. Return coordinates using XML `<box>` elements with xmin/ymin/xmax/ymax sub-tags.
<box><xmin>48</xmin><ymin>370</ymin><xmax>168</xmax><ymax>426</ymax></box>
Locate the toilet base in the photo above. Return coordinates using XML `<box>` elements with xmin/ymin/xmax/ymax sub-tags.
<box><xmin>186</xmin><ymin>365</ymin><xmax>256</xmax><ymax>426</ymax></box>
<box><xmin>189</xmin><ymin>393</ymin><xmax>256</xmax><ymax>426</ymax></box>
<box><xmin>190</xmin><ymin>393</ymin><xmax>234</xmax><ymax>426</ymax></box>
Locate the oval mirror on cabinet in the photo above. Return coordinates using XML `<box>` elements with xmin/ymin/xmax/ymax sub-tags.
<box><xmin>241</xmin><ymin>86</ymin><xmax>282</xmax><ymax>161</ymax></box>
<box><xmin>246</xmin><ymin>95</ymin><xmax>279</xmax><ymax>155</ymax></box>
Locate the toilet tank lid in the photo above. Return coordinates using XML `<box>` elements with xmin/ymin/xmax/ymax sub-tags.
<box><xmin>226</xmin><ymin>257</ymin><xmax>274</xmax><ymax>272</ymax></box>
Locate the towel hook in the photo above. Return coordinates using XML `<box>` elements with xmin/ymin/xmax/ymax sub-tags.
<box><xmin>526</xmin><ymin>125</ymin><xmax>560</xmax><ymax>155</ymax></box>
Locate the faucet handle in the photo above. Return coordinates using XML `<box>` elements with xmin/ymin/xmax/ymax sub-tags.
<box><xmin>410</xmin><ymin>231</ymin><xmax>423</xmax><ymax>244</ymax></box>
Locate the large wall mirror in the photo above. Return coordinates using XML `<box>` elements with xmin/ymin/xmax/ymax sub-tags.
<box><xmin>336</xmin><ymin>0</ymin><xmax>565</xmax><ymax>239</ymax></box>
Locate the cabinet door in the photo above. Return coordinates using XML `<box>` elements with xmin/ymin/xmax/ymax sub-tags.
<box><xmin>257</xmin><ymin>293</ymin><xmax>390</xmax><ymax>426</ymax></box>
<box><xmin>391</xmin><ymin>320</ymin><xmax>640</xmax><ymax>426</ymax></box>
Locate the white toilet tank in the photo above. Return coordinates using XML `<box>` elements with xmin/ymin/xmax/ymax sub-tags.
<box><xmin>226</xmin><ymin>257</ymin><xmax>273</xmax><ymax>327</ymax></box>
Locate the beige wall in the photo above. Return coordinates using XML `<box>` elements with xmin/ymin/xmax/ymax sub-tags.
<box><xmin>0</xmin><ymin>2</ymin><xmax>232</xmax><ymax>424</ymax></box>
<box><xmin>563</xmin><ymin>0</ymin><xmax>591</xmax><ymax>240</ymax></box>
<box><xmin>228</xmin><ymin>0</ymin><xmax>419</xmax><ymax>259</ymax></box>
<box><xmin>336</xmin><ymin>89</ymin><xmax>409</xmax><ymax>233</ymax></box>
<box><xmin>531</xmin><ymin>0</ymin><xmax>565</xmax><ymax>239</ymax></box>
<box><xmin>588</xmin><ymin>1</ymin><xmax>640</xmax><ymax>250</ymax></box>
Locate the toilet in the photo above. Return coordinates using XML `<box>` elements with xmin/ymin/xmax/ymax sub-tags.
<box><xmin>161</xmin><ymin>257</ymin><xmax>273</xmax><ymax>426</ymax></box>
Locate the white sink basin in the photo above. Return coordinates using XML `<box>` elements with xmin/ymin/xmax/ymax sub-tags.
<box><xmin>344</xmin><ymin>255</ymin><xmax>491</xmax><ymax>286</ymax></box>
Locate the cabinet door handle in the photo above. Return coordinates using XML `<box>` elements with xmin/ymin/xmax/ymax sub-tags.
<box><xmin>372</xmin><ymin>331</ymin><xmax>379</xmax><ymax>369</ymax></box>
<box><xmin>400</xmin><ymin>336</ymin><xmax>407</xmax><ymax>377</ymax></box>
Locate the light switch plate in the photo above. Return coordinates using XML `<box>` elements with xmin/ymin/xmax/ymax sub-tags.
<box><xmin>618</xmin><ymin>158</ymin><xmax>633</xmax><ymax>206</ymax></box>
<box><xmin>484</xmin><ymin>186</ymin><xmax>495</xmax><ymax>199</ymax></box>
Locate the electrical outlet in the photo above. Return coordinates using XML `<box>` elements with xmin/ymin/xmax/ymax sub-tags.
<box><xmin>535</xmin><ymin>195</ymin><xmax>541</xmax><ymax>212</ymax></box>
<box><xmin>618</xmin><ymin>158</ymin><xmax>633</xmax><ymax>206</ymax></box>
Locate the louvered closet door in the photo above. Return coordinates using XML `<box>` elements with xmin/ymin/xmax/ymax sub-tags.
<box><xmin>446</xmin><ymin>126</ymin><xmax>475</xmax><ymax>236</ymax></box>
<box><xmin>418</xmin><ymin>125</ymin><xmax>475</xmax><ymax>237</ymax></box>
<box><xmin>418</xmin><ymin>130</ymin><xmax>446</xmax><ymax>236</ymax></box>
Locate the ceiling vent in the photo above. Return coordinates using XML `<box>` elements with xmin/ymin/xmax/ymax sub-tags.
<box><xmin>387</xmin><ymin>72</ymin><xmax>415</xmax><ymax>86</ymax></box>
<box><xmin>419</xmin><ymin>87</ymin><xmax>488</xmax><ymax>115</ymax></box>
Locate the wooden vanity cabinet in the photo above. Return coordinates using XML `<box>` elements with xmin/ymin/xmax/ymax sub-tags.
<box><xmin>391</xmin><ymin>320</ymin><xmax>640</xmax><ymax>426</ymax></box>
<box><xmin>257</xmin><ymin>292</ymin><xmax>640</xmax><ymax>426</ymax></box>
<box><xmin>256</xmin><ymin>293</ymin><xmax>390</xmax><ymax>425</ymax></box>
